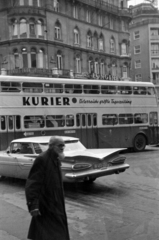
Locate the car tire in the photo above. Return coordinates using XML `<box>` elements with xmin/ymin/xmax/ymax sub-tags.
<box><xmin>84</xmin><ymin>177</ymin><xmax>96</xmax><ymax>183</ymax></box>
<box><xmin>133</xmin><ymin>134</ymin><xmax>146</xmax><ymax>152</ymax></box>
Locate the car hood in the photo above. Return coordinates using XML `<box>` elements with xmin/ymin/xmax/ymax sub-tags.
<box><xmin>65</xmin><ymin>148</ymin><xmax>126</xmax><ymax>159</ymax></box>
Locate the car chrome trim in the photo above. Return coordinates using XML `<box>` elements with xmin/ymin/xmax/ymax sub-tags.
<box><xmin>65</xmin><ymin>163</ymin><xmax>130</xmax><ymax>179</ymax></box>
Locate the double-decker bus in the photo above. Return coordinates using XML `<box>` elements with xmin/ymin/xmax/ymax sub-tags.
<box><xmin>0</xmin><ymin>75</ymin><xmax>158</xmax><ymax>151</ymax></box>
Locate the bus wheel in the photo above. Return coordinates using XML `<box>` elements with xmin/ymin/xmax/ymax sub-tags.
<box><xmin>133</xmin><ymin>134</ymin><xmax>146</xmax><ymax>152</ymax></box>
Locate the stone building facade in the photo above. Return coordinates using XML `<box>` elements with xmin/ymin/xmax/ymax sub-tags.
<box><xmin>0</xmin><ymin>0</ymin><xmax>131</xmax><ymax>79</ymax></box>
<box><xmin>129</xmin><ymin>3</ymin><xmax>159</xmax><ymax>95</ymax></box>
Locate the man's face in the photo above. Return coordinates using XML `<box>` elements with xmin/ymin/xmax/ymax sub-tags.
<box><xmin>50</xmin><ymin>140</ymin><xmax>65</xmax><ymax>160</ymax></box>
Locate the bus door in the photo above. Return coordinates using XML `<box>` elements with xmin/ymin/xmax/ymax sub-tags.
<box><xmin>149</xmin><ymin>112</ymin><xmax>158</xmax><ymax>144</ymax></box>
<box><xmin>0</xmin><ymin>115</ymin><xmax>21</xmax><ymax>150</ymax></box>
<box><xmin>76</xmin><ymin>113</ymin><xmax>98</xmax><ymax>148</ymax></box>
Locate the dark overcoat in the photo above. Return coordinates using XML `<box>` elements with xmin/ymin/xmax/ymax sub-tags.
<box><xmin>25</xmin><ymin>149</ymin><xmax>70</xmax><ymax>240</ymax></box>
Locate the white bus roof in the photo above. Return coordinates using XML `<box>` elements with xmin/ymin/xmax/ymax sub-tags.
<box><xmin>0</xmin><ymin>75</ymin><xmax>155</xmax><ymax>87</ymax></box>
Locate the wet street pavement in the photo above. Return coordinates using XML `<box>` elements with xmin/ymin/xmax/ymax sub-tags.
<box><xmin>1</xmin><ymin>146</ymin><xmax>159</xmax><ymax>240</ymax></box>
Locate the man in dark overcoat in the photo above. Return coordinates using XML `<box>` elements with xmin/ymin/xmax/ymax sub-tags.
<box><xmin>25</xmin><ymin>136</ymin><xmax>70</xmax><ymax>240</ymax></box>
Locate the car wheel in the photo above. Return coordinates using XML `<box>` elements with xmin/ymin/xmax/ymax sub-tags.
<box><xmin>84</xmin><ymin>177</ymin><xmax>96</xmax><ymax>183</ymax></box>
<box><xmin>133</xmin><ymin>134</ymin><xmax>146</xmax><ymax>152</ymax></box>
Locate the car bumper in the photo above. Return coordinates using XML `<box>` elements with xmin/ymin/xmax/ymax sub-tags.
<box><xmin>64</xmin><ymin>163</ymin><xmax>130</xmax><ymax>181</ymax></box>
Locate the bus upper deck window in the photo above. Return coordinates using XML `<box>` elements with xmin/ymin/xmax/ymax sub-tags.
<box><xmin>117</xmin><ymin>86</ymin><xmax>132</xmax><ymax>94</ymax></box>
<box><xmin>23</xmin><ymin>82</ymin><xmax>43</xmax><ymax>93</ymax></box>
<box><xmin>44</xmin><ymin>83</ymin><xmax>63</xmax><ymax>93</ymax></box>
<box><xmin>84</xmin><ymin>85</ymin><xmax>99</xmax><ymax>94</ymax></box>
<box><xmin>1</xmin><ymin>81</ymin><xmax>21</xmax><ymax>92</ymax></box>
<box><xmin>101</xmin><ymin>85</ymin><xmax>116</xmax><ymax>94</ymax></box>
<box><xmin>65</xmin><ymin>84</ymin><xmax>82</xmax><ymax>94</ymax></box>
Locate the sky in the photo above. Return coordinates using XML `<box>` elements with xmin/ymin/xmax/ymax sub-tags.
<box><xmin>128</xmin><ymin>0</ymin><xmax>159</xmax><ymax>8</ymax></box>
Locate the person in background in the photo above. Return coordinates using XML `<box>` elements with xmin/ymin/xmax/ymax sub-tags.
<box><xmin>25</xmin><ymin>136</ymin><xmax>70</xmax><ymax>240</ymax></box>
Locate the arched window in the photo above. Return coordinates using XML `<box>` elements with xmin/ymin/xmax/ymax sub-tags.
<box><xmin>21</xmin><ymin>47</ymin><xmax>28</xmax><ymax>68</ymax></box>
<box><xmin>110</xmin><ymin>37</ymin><xmax>115</xmax><ymax>53</ymax></box>
<box><xmin>29</xmin><ymin>19</ymin><xmax>36</xmax><ymax>36</ymax></box>
<box><xmin>31</xmin><ymin>48</ymin><xmax>37</xmax><ymax>68</ymax></box>
<box><xmin>53</xmin><ymin>0</ymin><xmax>59</xmax><ymax>12</ymax></box>
<box><xmin>55</xmin><ymin>22</ymin><xmax>61</xmax><ymax>40</ymax></box>
<box><xmin>37</xmin><ymin>20</ymin><xmax>43</xmax><ymax>36</ymax></box>
<box><xmin>20</xmin><ymin>19</ymin><xmax>27</xmax><ymax>37</ymax></box>
<box><xmin>93</xmin><ymin>32</ymin><xmax>98</xmax><ymax>50</ymax></box>
<box><xmin>13</xmin><ymin>49</ymin><xmax>19</xmax><ymax>69</ymax></box>
<box><xmin>121</xmin><ymin>42</ymin><xmax>127</xmax><ymax>55</ymax></box>
<box><xmin>99</xmin><ymin>34</ymin><xmax>104</xmax><ymax>51</ymax></box>
<box><xmin>87</xmin><ymin>31</ymin><xmax>92</xmax><ymax>48</ymax></box>
<box><xmin>76</xmin><ymin>55</ymin><xmax>81</xmax><ymax>73</ymax></box>
<box><xmin>74</xmin><ymin>28</ymin><xmax>80</xmax><ymax>45</ymax></box>
<box><xmin>73</xmin><ymin>5</ymin><xmax>78</xmax><ymax>19</ymax></box>
<box><xmin>38</xmin><ymin>49</ymin><xmax>44</xmax><ymax>68</ymax></box>
<box><xmin>57</xmin><ymin>51</ymin><xmax>63</xmax><ymax>69</ymax></box>
<box><xmin>12</xmin><ymin>19</ymin><xmax>18</xmax><ymax>37</ymax></box>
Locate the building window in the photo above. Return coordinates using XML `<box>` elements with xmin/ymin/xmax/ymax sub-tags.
<box><xmin>134</xmin><ymin>45</ymin><xmax>141</xmax><ymax>54</ymax></box>
<box><xmin>55</xmin><ymin>22</ymin><xmax>61</xmax><ymax>40</ymax></box>
<box><xmin>74</xmin><ymin>28</ymin><xmax>80</xmax><ymax>45</ymax></box>
<box><xmin>87</xmin><ymin>31</ymin><xmax>92</xmax><ymax>48</ymax></box>
<box><xmin>98</xmin><ymin>14</ymin><xmax>103</xmax><ymax>27</ymax></box>
<box><xmin>73</xmin><ymin>5</ymin><xmax>78</xmax><ymax>19</ymax></box>
<box><xmin>93</xmin><ymin>33</ymin><xmax>98</xmax><ymax>50</ymax></box>
<box><xmin>22</xmin><ymin>47</ymin><xmax>28</xmax><ymax>68</ymax></box>
<box><xmin>151</xmin><ymin>59</ymin><xmax>159</xmax><ymax>69</ymax></box>
<box><xmin>76</xmin><ymin>56</ymin><xmax>81</xmax><ymax>73</ymax></box>
<box><xmin>122</xmin><ymin>65</ymin><xmax>127</xmax><ymax>78</ymax></box>
<box><xmin>12</xmin><ymin>19</ymin><xmax>18</xmax><ymax>36</ymax></box>
<box><xmin>121</xmin><ymin>43</ymin><xmax>127</xmax><ymax>55</ymax></box>
<box><xmin>99</xmin><ymin>35</ymin><xmax>104</xmax><ymax>51</ymax></box>
<box><xmin>94</xmin><ymin>60</ymin><xmax>99</xmax><ymax>75</ymax></box>
<box><xmin>135</xmin><ymin>60</ymin><xmax>141</xmax><ymax>69</ymax></box>
<box><xmin>37</xmin><ymin>20</ymin><xmax>43</xmax><ymax>37</ymax></box>
<box><xmin>110</xmin><ymin>18</ymin><xmax>114</xmax><ymax>30</ymax></box>
<box><xmin>53</xmin><ymin>0</ymin><xmax>59</xmax><ymax>12</ymax></box>
<box><xmin>57</xmin><ymin>51</ymin><xmax>63</xmax><ymax>69</ymax></box>
<box><xmin>135</xmin><ymin>74</ymin><xmax>142</xmax><ymax>81</ymax></box>
<box><xmin>29</xmin><ymin>20</ymin><xmax>36</xmax><ymax>36</ymax></box>
<box><xmin>19</xmin><ymin>0</ymin><xmax>24</xmax><ymax>5</ymax></box>
<box><xmin>13</xmin><ymin>49</ymin><xmax>19</xmax><ymax>69</ymax></box>
<box><xmin>134</xmin><ymin>30</ymin><xmax>140</xmax><ymax>40</ymax></box>
<box><xmin>28</xmin><ymin>0</ymin><xmax>33</xmax><ymax>6</ymax></box>
<box><xmin>20</xmin><ymin>18</ymin><xmax>27</xmax><ymax>38</ymax></box>
<box><xmin>38</xmin><ymin>49</ymin><xmax>44</xmax><ymax>68</ymax></box>
<box><xmin>88</xmin><ymin>58</ymin><xmax>93</xmax><ymax>74</ymax></box>
<box><xmin>31</xmin><ymin>48</ymin><xmax>37</xmax><ymax>68</ymax></box>
<box><xmin>100</xmin><ymin>61</ymin><xmax>105</xmax><ymax>76</ymax></box>
<box><xmin>110</xmin><ymin>38</ymin><xmax>115</xmax><ymax>53</ymax></box>
<box><xmin>86</xmin><ymin>9</ymin><xmax>91</xmax><ymax>23</ymax></box>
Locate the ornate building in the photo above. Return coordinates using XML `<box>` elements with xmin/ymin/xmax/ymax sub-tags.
<box><xmin>0</xmin><ymin>0</ymin><xmax>132</xmax><ymax>79</ymax></box>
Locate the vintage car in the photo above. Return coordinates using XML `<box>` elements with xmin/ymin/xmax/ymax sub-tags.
<box><xmin>0</xmin><ymin>136</ymin><xmax>129</xmax><ymax>183</ymax></box>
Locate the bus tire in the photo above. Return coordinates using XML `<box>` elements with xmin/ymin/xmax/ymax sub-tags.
<box><xmin>133</xmin><ymin>134</ymin><xmax>146</xmax><ymax>152</ymax></box>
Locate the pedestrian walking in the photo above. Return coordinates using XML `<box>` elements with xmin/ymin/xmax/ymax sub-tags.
<box><xmin>25</xmin><ymin>136</ymin><xmax>70</xmax><ymax>240</ymax></box>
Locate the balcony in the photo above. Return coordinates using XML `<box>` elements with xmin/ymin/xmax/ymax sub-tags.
<box><xmin>7</xmin><ymin>68</ymin><xmax>71</xmax><ymax>78</ymax></box>
<box><xmin>75</xmin><ymin>0</ymin><xmax>118</xmax><ymax>14</ymax></box>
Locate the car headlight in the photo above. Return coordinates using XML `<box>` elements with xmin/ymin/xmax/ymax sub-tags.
<box><xmin>72</xmin><ymin>163</ymin><xmax>92</xmax><ymax>171</ymax></box>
